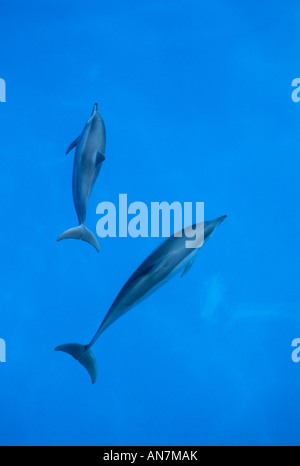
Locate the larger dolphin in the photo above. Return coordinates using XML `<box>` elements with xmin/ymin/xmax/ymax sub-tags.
<box><xmin>56</xmin><ymin>215</ymin><xmax>227</xmax><ymax>383</ymax></box>
<box><xmin>58</xmin><ymin>103</ymin><xmax>106</xmax><ymax>252</ymax></box>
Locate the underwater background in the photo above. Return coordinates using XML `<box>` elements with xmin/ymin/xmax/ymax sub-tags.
<box><xmin>0</xmin><ymin>0</ymin><xmax>299</xmax><ymax>446</ymax></box>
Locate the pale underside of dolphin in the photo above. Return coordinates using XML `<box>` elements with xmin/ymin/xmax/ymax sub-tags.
<box><xmin>57</xmin><ymin>103</ymin><xmax>106</xmax><ymax>252</ymax></box>
<box><xmin>55</xmin><ymin>216</ymin><xmax>227</xmax><ymax>384</ymax></box>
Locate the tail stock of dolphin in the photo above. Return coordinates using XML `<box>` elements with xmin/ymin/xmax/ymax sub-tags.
<box><xmin>57</xmin><ymin>224</ymin><xmax>100</xmax><ymax>252</ymax></box>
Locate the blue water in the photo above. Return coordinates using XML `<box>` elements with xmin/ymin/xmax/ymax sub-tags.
<box><xmin>0</xmin><ymin>0</ymin><xmax>299</xmax><ymax>446</ymax></box>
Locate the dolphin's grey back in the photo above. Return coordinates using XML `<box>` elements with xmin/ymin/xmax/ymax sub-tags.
<box><xmin>95</xmin><ymin>217</ymin><xmax>227</xmax><ymax>339</ymax></box>
<box><xmin>92</xmin><ymin>222</ymin><xmax>206</xmax><ymax>339</ymax></box>
<box><xmin>72</xmin><ymin>113</ymin><xmax>106</xmax><ymax>224</ymax></box>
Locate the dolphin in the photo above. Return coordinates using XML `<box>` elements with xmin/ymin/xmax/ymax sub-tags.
<box><xmin>57</xmin><ymin>103</ymin><xmax>106</xmax><ymax>252</ymax></box>
<box><xmin>55</xmin><ymin>215</ymin><xmax>227</xmax><ymax>383</ymax></box>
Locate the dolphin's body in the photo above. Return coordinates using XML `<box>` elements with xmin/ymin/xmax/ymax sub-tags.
<box><xmin>56</xmin><ymin>216</ymin><xmax>227</xmax><ymax>383</ymax></box>
<box><xmin>58</xmin><ymin>103</ymin><xmax>106</xmax><ymax>251</ymax></box>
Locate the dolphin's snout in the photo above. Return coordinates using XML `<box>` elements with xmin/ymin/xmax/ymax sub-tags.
<box><xmin>216</xmin><ymin>215</ymin><xmax>227</xmax><ymax>225</ymax></box>
<box><xmin>91</xmin><ymin>103</ymin><xmax>99</xmax><ymax>116</ymax></box>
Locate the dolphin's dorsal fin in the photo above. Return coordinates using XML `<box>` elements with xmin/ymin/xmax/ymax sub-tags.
<box><xmin>181</xmin><ymin>255</ymin><xmax>196</xmax><ymax>278</ymax></box>
<box><xmin>96</xmin><ymin>151</ymin><xmax>105</xmax><ymax>165</ymax></box>
<box><xmin>66</xmin><ymin>136</ymin><xmax>80</xmax><ymax>155</ymax></box>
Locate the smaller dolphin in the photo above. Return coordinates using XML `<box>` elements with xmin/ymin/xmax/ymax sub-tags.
<box><xmin>58</xmin><ymin>103</ymin><xmax>106</xmax><ymax>251</ymax></box>
<box><xmin>56</xmin><ymin>216</ymin><xmax>227</xmax><ymax>383</ymax></box>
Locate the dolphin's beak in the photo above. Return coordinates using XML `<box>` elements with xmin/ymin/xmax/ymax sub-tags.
<box><xmin>216</xmin><ymin>215</ymin><xmax>227</xmax><ymax>225</ymax></box>
<box><xmin>92</xmin><ymin>103</ymin><xmax>98</xmax><ymax>115</ymax></box>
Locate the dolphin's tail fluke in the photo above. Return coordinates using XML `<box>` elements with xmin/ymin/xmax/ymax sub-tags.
<box><xmin>57</xmin><ymin>224</ymin><xmax>100</xmax><ymax>252</ymax></box>
<box><xmin>55</xmin><ymin>343</ymin><xmax>97</xmax><ymax>384</ymax></box>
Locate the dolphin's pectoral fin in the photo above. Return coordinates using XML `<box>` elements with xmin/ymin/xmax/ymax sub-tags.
<box><xmin>96</xmin><ymin>151</ymin><xmax>105</xmax><ymax>166</ymax></box>
<box><xmin>181</xmin><ymin>255</ymin><xmax>196</xmax><ymax>278</ymax></box>
<box><xmin>66</xmin><ymin>136</ymin><xmax>80</xmax><ymax>155</ymax></box>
